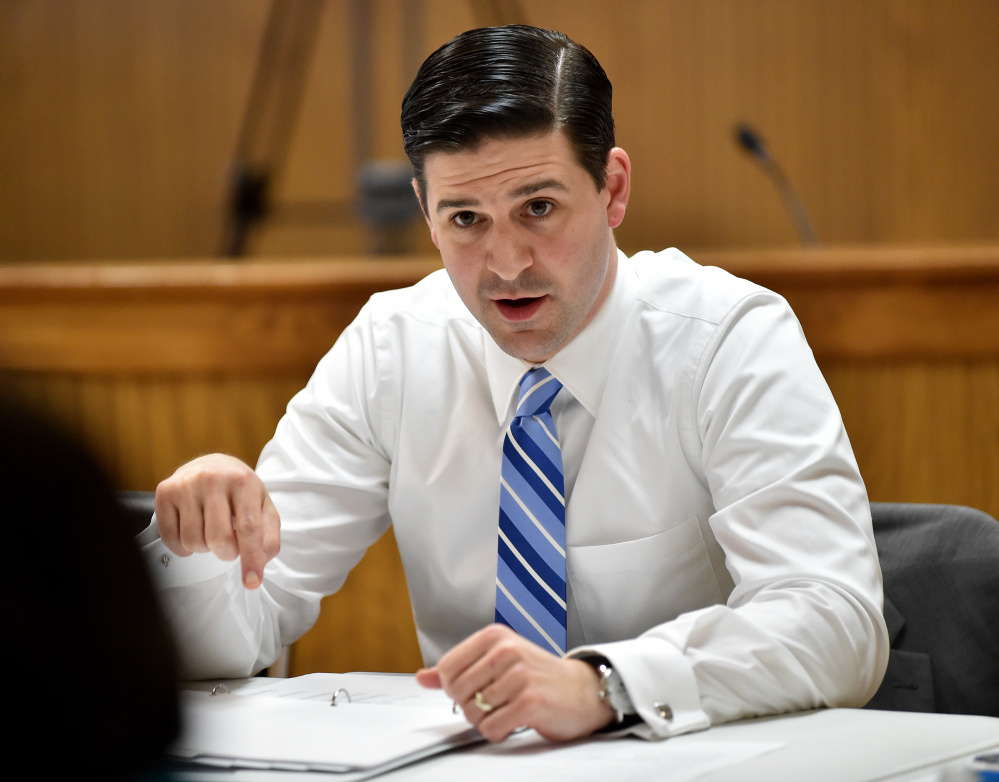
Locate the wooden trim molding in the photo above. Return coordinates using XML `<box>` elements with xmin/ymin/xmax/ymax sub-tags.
<box><xmin>696</xmin><ymin>245</ymin><xmax>999</xmax><ymax>361</ymax></box>
<box><xmin>0</xmin><ymin>257</ymin><xmax>442</xmax><ymax>374</ymax></box>
<box><xmin>1</xmin><ymin>245</ymin><xmax>997</xmax><ymax>373</ymax></box>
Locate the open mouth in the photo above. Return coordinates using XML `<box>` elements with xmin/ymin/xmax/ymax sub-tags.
<box><xmin>501</xmin><ymin>297</ymin><xmax>539</xmax><ymax>308</ymax></box>
<box><xmin>494</xmin><ymin>295</ymin><xmax>545</xmax><ymax>321</ymax></box>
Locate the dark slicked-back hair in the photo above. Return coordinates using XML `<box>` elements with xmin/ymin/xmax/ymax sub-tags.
<box><xmin>402</xmin><ymin>25</ymin><xmax>615</xmax><ymax>212</ymax></box>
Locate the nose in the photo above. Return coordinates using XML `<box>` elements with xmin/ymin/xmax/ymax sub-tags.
<box><xmin>484</xmin><ymin>222</ymin><xmax>533</xmax><ymax>281</ymax></box>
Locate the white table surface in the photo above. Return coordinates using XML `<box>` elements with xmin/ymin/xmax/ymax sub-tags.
<box><xmin>377</xmin><ymin>707</ymin><xmax>999</xmax><ymax>782</ymax></box>
<box><xmin>175</xmin><ymin>677</ymin><xmax>999</xmax><ymax>782</ymax></box>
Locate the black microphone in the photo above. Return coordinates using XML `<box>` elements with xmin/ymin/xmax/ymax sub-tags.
<box><xmin>734</xmin><ymin>123</ymin><xmax>819</xmax><ymax>246</ymax></box>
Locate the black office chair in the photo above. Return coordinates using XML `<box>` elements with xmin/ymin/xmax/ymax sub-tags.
<box><xmin>864</xmin><ymin>502</ymin><xmax>999</xmax><ymax>717</ymax></box>
<box><xmin>117</xmin><ymin>489</ymin><xmax>157</xmax><ymax>536</ymax></box>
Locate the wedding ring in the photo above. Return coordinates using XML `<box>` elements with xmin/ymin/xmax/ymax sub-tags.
<box><xmin>473</xmin><ymin>691</ymin><xmax>494</xmax><ymax>712</ymax></box>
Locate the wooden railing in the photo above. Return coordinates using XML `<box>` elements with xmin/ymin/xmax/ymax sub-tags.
<box><xmin>0</xmin><ymin>258</ymin><xmax>443</xmax><ymax>373</ymax></box>
<box><xmin>3</xmin><ymin>245</ymin><xmax>997</xmax><ymax>676</ymax></box>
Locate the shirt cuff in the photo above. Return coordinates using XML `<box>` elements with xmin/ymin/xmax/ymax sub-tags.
<box><xmin>138</xmin><ymin>516</ymin><xmax>238</xmax><ymax>589</ymax></box>
<box><xmin>568</xmin><ymin>637</ymin><xmax>711</xmax><ymax>739</ymax></box>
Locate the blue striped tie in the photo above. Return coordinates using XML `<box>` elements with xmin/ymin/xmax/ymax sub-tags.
<box><xmin>495</xmin><ymin>367</ymin><xmax>567</xmax><ymax>655</ymax></box>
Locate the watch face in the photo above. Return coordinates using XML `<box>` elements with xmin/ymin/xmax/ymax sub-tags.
<box><xmin>600</xmin><ymin>665</ymin><xmax>635</xmax><ymax>716</ymax></box>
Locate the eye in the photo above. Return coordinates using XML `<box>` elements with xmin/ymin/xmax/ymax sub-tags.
<box><xmin>525</xmin><ymin>200</ymin><xmax>554</xmax><ymax>218</ymax></box>
<box><xmin>451</xmin><ymin>210</ymin><xmax>479</xmax><ymax>228</ymax></box>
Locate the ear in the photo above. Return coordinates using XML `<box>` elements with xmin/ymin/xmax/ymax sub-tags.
<box><xmin>412</xmin><ymin>178</ymin><xmax>439</xmax><ymax>248</ymax></box>
<box><xmin>603</xmin><ymin>148</ymin><xmax>631</xmax><ymax>229</ymax></box>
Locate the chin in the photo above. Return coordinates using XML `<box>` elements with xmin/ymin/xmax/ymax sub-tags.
<box><xmin>493</xmin><ymin>333</ymin><xmax>560</xmax><ymax>364</ymax></box>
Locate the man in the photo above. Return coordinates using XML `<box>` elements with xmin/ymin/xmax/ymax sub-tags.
<box><xmin>147</xmin><ymin>25</ymin><xmax>888</xmax><ymax>743</ymax></box>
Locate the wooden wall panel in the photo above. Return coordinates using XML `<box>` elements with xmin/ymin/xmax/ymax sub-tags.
<box><xmin>0</xmin><ymin>372</ymin><xmax>303</xmax><ymax>490</ymax></box>
<box><xmin>2</xmin><ymin>1</ymin><xmax>998</xmax><ymax>261</ymax></box>
<box><xmin>825</xmin><ymin>362</ymin><xmax>999</xmax><ymax>519</ymax></box>
<box><xmin>0</xmin><ymin>0</ymin><xmax>267</xmax><ymax>259</ymax></box>
<box><xmin>289</xmin><ymin>535</ymin><xmax>422</xmax><ymax>675</ymax></box>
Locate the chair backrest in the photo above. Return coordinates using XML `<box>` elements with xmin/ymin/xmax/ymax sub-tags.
<box><xmin>865</xmin><ymin>502</ymin><xmax>999</xmax><ymax>717</ymax></box>
<box><xmin>116</xmin><ymin>489</ymin><xmax>157</xmax><ymax>536</ymax></box>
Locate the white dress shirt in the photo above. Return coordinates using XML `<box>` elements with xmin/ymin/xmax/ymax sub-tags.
<box><xmin>141</xmin><ymin>248</ymin><xmax>889</xmax><ymax>739</ymax></box>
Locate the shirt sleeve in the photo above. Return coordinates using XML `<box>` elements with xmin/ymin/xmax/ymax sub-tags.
<box><xmin>571</xmin><ymin>290</ymin><xmax>889</xmax><ymax>739</ymax></box>
<box><xmin>141</xmin><ymin>303</ymin><xmax>395</xmax><ymax>680</ymax></box>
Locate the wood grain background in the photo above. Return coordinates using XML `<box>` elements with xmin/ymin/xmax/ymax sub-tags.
<box><xmin>2</xmin><ymin>0</ymin><xmax>997</xmax><ymax>261</ymax></box>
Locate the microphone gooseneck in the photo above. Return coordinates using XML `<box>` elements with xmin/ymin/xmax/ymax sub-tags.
<box><xmin>734</xmin><ymin>123</ymin><xmax>820</xmax><ymax>246</ymax></box>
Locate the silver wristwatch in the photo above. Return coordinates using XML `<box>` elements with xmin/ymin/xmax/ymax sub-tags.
<box><xmin>595</xmin><ymin>661</ymin><xmax>636</xmax><ymax>723</ymax></box>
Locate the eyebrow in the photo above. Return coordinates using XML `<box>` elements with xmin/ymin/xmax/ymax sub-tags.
<box><xmin>511</xmin><ymin>178</ymin><xmax>569</xmax><ymax>199</ymax></box>
<box><xmin>434</xmin><ymin>197</ymin><xmax>478</xmax><ymax>215</ymax></box>
<box><xmin>433</xmin><ymin>178</ymin><xmax>570</xmax><ymax>215</ymax></box>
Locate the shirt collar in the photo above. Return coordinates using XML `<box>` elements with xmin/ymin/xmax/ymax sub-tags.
<box><xmin>485</xmin><ymin>249</ymin><xmax>637</xmax><ymax>424</ymax></box>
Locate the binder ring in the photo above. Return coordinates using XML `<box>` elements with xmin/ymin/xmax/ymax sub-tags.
<box><xmin>331</xmin><ymin>688</ymin><xmax>352</xmax><ymax>706</ymax></box>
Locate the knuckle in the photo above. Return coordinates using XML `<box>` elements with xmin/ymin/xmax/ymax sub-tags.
<box><xmin>209</xmin><ymin>544</ymin><xmax>238</xmax><ymax>562</ymax></box>
<box><xmin>505</xmin><ymin>660</ymin><xmax>528</xmax><ymax>686</ymax></box>
<box><xmin>231</xmin><ymin>511</ymin><xmax>258</xmax><ymax>536</ymax></box>
<box><xmin>483</xmin><ymin>624</ymin><xmax>509</xmax><ymax>642</ymax></box>
<box><xmin>154</xmin><ymin>483</ymin><xmax>181</xmax><ymax>514</ymax></box>
<box><xmin>519</xmin><ymin>687</ymin><xmax>546</xmax><ymax>713</ymax></box>
<box><xmin>154</xmin><ymin>478</ymin><xmax>173</xmax><ymax>500</ymax></box>
<box><xmin>263</xmin><ymin>536</ymin><xmax>281</xmax><ymax>559</ymax></box>
<box><xmin>204</xmin><ymin>529</ymin><xmax>238</xmax><ymax>560</ymax></box>
<box><xmin>492</xmin><ymin>640</ymin><xmax>523</xmax><ymax>669</ymax></box>
<box><xmin>229</xmin><ymin>471</ymin><xmax>253</xmax><ymax>493</ymax></box>
<box><xmin>195</xmin><ymin>466</ymin><xmax>226</xmax><ymax>494</ymax></box>
<box><xmin>179</xmin><ymin>529</ymin><xmax>206</xmax><ymax>553</ymax></box>
<box><xmin>497</xmin><ymin>638</ymin><xmax>520</xmax><ymax>656</ymax></box>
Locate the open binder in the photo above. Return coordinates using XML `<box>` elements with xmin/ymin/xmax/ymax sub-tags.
<box><xmin>169</xmin><ymin>673</ymin><xmax>482</xmax><ymax>780</ymax></box>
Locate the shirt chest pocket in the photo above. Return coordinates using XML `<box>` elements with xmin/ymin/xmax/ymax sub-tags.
<box><xmin>566</xmin><ymin>515</ymin><xmax>724</xmax><ymax>643</ymax></box>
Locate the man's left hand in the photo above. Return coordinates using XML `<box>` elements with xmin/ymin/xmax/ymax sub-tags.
<box><xmin>415</xmin><ymin>624</ymin><xmax>617</xmax><ymax>742</ymax></box>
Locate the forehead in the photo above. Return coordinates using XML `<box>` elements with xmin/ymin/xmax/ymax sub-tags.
<box><xmin>424</xmin><ymin>132</ymin><xmax>586</xmax><ymax>208</ymax></box>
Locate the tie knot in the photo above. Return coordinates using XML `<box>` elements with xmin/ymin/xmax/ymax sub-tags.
<box><xmin>515</xmin><ymin>367</ymin><xmax>562</xmax><ymax>418</ymax></box>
